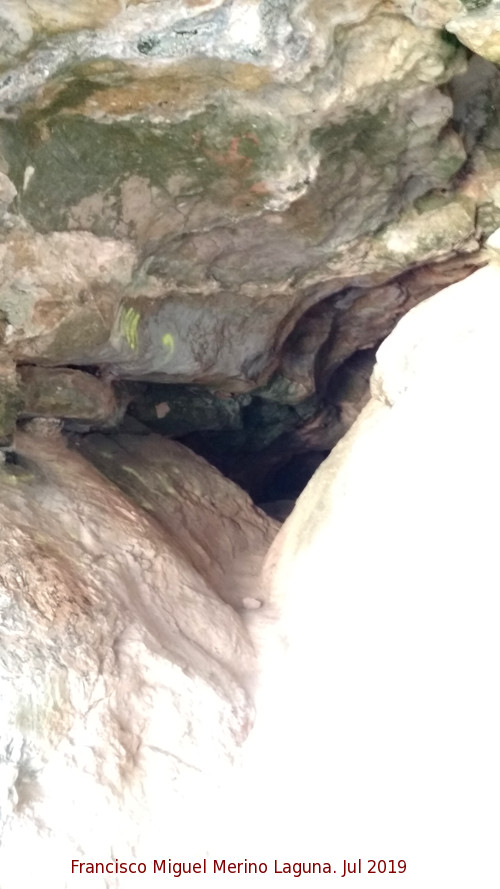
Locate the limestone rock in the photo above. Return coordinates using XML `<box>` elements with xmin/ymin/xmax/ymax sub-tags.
<box><xmin>18</xmin><ymin>366</ymin><xmax>122</xmax><ymax>426</ymax></box>
<box><xmin>450</xmin><ymin>53</ymin><xmax>500</xmax><ymax>153</ymax></box>
<box><xmin>1</xmin><ymin>3</ymin><xmax>500</xmax><ymax>879</ymax></box>
<box><xmin>371</xmin><ymin>260</ymin><xmax>500</xmax><ymax>406</ymax></box>
<box><xmin>396</xmin><ymin>0</ymin><xmax>462</xmax><ymax>28</ymax></box>
<box><xmin>125</xmin><ymin>382</ymin><xmax>251</xmax><ymax>436</ymax></box>
<box><xmin>257</xmin><ymin>252</ymin><xmax>500</xmax><ymax>884</ymax></box>
<box><xmin>461</xmin><ymin>147</ymin><xmax>500</xmax><ymax>237</ymax></box>
<box><xmin>0</xmin><ymin>171</ymin><xmax>16</xmax><ymax>213</ymax></box>
<box><xmin>446</xmin><ymin>53</ymin><xmax>500</xmax><ymax>236</ymax></box>
<box><xmin>78</xmin><ymin>431</ymin><xmax>279</xmax><ymax>609</ymax></box>
<box><xmin>447</xmin><ymin>2</ymin><xmax>500</xmax><ymax>64</ymax></box>
<box><xmin>0</xmin><ymin>0</ymin><xmax>474</xmax><ymax>395</ymax></box>
<box><xmin>283</xmin><ymin>252</ymin><xmax>483</xmax><ymax>400</ymax></box>
<box><xmin>486</xmin><ymin>225</ymin><xmax>500</xmax><ymax>261</ymax></box>
<box><xmin>0</xmin><ymin>427</ymin><xmax>266</xmax><ymax>885</ymax></box>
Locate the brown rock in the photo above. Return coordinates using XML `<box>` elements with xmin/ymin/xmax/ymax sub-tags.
<box><xmin>78</xmin><ymin>431</ymin><xmax>279</xmax><ymax>610</ymax></box>
<box><xmin>18</xmin><ymin>366</ymin><xmax>121</xmax><ymax>426</ymax></box>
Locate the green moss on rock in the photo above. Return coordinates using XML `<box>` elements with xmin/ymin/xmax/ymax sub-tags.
<box><xmin>460</xmin><ymin>0</ymin><xmax>491</xmax><ymax>9</ymax></box>
<box><xmin>0</xmin><ymin>385</ymin><xmax>23</xmax><ymax>447</ymax></box>
<box><xmin>311</xmin><ymin>109</ymin><xmax>397</xmax><ymax>162</ymax></box>
<box><xmin>0</xmin><ymin>105</ymin><xmax>289</xmax><ymax>234</ymax></box>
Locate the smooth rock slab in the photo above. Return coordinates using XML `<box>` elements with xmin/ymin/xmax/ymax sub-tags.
<box><xmin>0</xmin><ymin>427</ymin><xmax>262</xmax><ymax>886</ymax></box>
<box><xmin>78</xmin><ymin>431</ymin><xmax>278</xmax><ymax>610</ymax></box>
<box><xmin>256</xmin><ymin>253</ymin><xmax>500</xmax><ymax>883</ymax></box>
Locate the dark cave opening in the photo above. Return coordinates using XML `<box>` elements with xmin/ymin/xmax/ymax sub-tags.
<box><xmin>114</xmin><ymin>346</ymin><xmax>377</xmax><ymax>517</ymax></box>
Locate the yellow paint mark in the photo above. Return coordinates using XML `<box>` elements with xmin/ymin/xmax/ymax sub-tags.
<box><xmin>162</xmin><ymin>332</ymin><xmax>175</xmax><ymax>357</ymax></box>
<box><xmin>120</xmin><ymin>306</ymin><xmax>141</xmax><ymax>351</ymax></box>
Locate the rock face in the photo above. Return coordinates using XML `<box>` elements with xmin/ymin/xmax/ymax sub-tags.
<box><xmin>0</xmin><ymin>0</ymin><xmax>498</xmax><ymax>448</ymax></box>
<box><xmin>78</xmin><ymin>431</ymin><xmax>277</xmax><ymax>609</ymax></box>
<box><xmin>259</xmin><ymin>253</ymin><xmax>500</xmax><ymax>885</ymax></box>
<box><xmin>0</xmin><ymin>425</ymin><xmax>277</xmax><ymax>885</ymax></box>
<box><xmin>448</xmin><ymin>1</ymin><xmax>500</xmax><ymax>63</ymax></box>
<box><xmin>1</xmin><ymin>2</ymin><xmax>500</xmax><ymax>883</ymax></box>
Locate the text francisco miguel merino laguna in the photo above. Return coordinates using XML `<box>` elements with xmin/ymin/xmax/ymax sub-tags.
<box><xmin>71</xmin><ymin>859</ymin><xmax>407</xmax><ymax>878</ymax></box>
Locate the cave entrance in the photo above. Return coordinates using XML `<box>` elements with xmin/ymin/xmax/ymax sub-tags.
<box><xmin>118</xmin><ymin>347</ymin><xmax>377</xmax><ymax>520</ymax></box>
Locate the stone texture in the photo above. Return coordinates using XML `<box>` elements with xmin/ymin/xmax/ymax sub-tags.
<box><xmin>159</xmin><ymin>250</ymin><xmax>483</xmax><ymax>502</ymax></box>
<box><xmin>0</xmin><ymin>231</ymin><xmax>137</xmax><ymax>364</ymax></box>
<box><xmin>18</xmin><ymin>366</ymin><xmax>122</xmax><ymax>426</ymax></box>
<box><xmin>125</xmin><ymin>382</ymin><xmax>251</xmax><ymax>436</ymax></box>
<box><xmin>0</xmin><ymin>423</ymin><xmax>278</xmax><ymax>885</ymax></box>
<box><xmin>1</xmin><ymin>3</ymin><xmax>500</xmax><ymax>880</ymax></box>
<box><xmin>314</xmin><ymin>250</ymin><xmax>484</xmax><ymax>385</ymax></box>
<box><xmin>77</xmin><ymin>431</ymin><xmax>278</xmax><ymax>609</ymax></box>
<box><xmin>450</xmin><ymin>53</ymin><xmax>500</xmax><ymax>153</ymax></box>
<box><xmin>396</xmin><ymin>0</ymin><xmax>462</xmax><ymax>27</ymax></box>
<box><xmin>0</xmin><ymin>0</ymin><xmax>486</xmax><ymax>406</ymax></box>
<box><xmin>447</xmin><ymin>2</ymin><xmax>500</xmax><ymax>63</ymax></box>
<box><xmin>279</xmin><ymin>251</ymin><xmax>483</xmax><ymax>402</ymax></box>
<box><xmin>449</xmin><ymin>54</ymin><xmax>500</xmax><ymax>240</ymax></box>
<box><xmin>255</xmin><ymin>252</ymin><xmax>500</xmax><ymax>885</ymax></box>
<box><xmin>0</xmin><ymin>170</ymin><xmax>16</xmax><ymax>215</ymax></box>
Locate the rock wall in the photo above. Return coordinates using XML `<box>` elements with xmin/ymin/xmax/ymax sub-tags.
<box><xmin>0</xmin><ymin>423</ymin><xmax>277</xmax><ymax>885</ymax></box>
<box><xmin>258</xmin><ymin>239</ymin><xmax>500</xmax><ymax>886</ymax></box>
<box><xmin>1</xmin><ymin>2</ymin><xmax>500</xmax><ymax>885</ymax></box>
<box><xmin>0</xmin><ymin>0</ymin><xmax>499</xmax><ymax>449</ymax></box>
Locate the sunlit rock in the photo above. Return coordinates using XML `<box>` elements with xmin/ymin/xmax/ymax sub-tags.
<box><xmin>0</xmin><ymin>0</ymin><xmax>474</xmax><ymax>396</ymax></box>
<box><xmin>0</xmin><ymin>423</ymin><xmax>278</xmax><ymax>885</ymax></box>
<box><xmin>1</xmin><ymin>2</ymin><xmax>500</xmax><ymax>881</ymax></box>
<box><xmin>78</xmin><ymin>431</ymin><xmax>278</xmax><ymax>609</ymax></box>
<box><xmin>258</xmin><ymin>248</ymin><xmax>500</xmax><ymax>883</ymax></box>
<box><xmin>447</xmin><ymin>1</ymin><xmax>500</xmax><ymax>64</ymax></box>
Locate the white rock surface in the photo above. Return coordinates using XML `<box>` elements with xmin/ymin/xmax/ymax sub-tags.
<box><xmin>258</xmin><ymin>250</ymin><xmax>500</xmax><ymax>886</ymax></box>
<box><xmin>447</xmin><ymin>2</ymin><xmax>500</xmax><ymax>64</ymax></box>
<box><xmin>0</xmin><ymin>428</ymin><xmax>272</xmax><ymax>888</ymax></box>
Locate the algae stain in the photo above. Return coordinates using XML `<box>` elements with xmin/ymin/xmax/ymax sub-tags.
<box><xmin>120</xmin><ymin>306</ymin><xmax>141</xmax><ymax>351</ymax></box>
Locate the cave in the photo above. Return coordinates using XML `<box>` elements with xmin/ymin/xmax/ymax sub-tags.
<box><xmin>1</xmin><ymin>1</ymin><xmax>500</xmax><ymax>886</ymax></box>
<box><xmin>78</xmin><ymin>338</ymin><xmax>379</xmax><ymax>511</ymax></box>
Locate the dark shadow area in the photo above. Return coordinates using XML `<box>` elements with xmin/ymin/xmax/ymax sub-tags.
<box><xmin>113</xmin><ymin>347</ymin><xmax>377</xmax><ymax>516</ymax></box>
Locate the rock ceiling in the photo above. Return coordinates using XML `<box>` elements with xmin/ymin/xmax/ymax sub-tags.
<box><xmin>0</xmin><ymin>0</ymin><xmax>499</xmax><ymax>495</ymax></box>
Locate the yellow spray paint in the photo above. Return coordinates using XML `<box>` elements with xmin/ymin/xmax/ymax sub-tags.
<box><xmin>162</xmin><ymin>332</ymin><xmax>175</xmax><ymax>358</ymax></box>
<box><xmin>120</xmin><ymin>306</ymin><xmax>141</xmax><ymax>351</ymax></box>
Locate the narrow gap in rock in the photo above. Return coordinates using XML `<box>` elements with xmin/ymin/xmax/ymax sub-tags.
<box><xmin>98</xmin><ymin>342</ymin><xmax>379</xmax><ymax>520</ymax></box>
